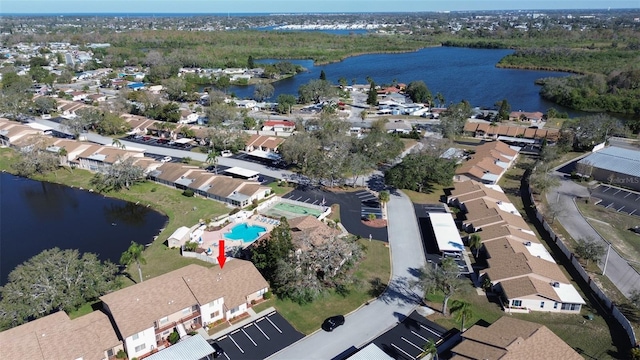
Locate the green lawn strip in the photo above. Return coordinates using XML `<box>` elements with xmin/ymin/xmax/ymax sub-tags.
<box><xmin>274</xmin><ymin>239</ymin><xmax>390</xmax><ymax>334</ymax></box>
<box><xmin>403</xmin><ymin>185</ymin><xmax>447</xmax><ymax>204</ymax></box>
<box><xmin>268</xmin><ymin>181</ymin><xmax>295</xmax><ymax>197</ymax></box>
<box><xmin>251</xmin><ymin>299</ymin><xmax>275</xmax><ymax>314</ymax></box>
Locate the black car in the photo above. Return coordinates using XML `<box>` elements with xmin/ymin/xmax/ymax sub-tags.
<box><xmin>206</xmin><ymin>339</ymin><xmax>224</xmax><ymax>358</ymax></box>
<box><xmin>322</xmin><ymin>315</ymin><xmax>345</xmax><ymax>332</ymax></box>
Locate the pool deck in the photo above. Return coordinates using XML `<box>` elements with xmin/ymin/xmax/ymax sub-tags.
<box><xmin>199</xmin><ymin>215</ymin><xmax>277</xmax><ymax>258</ymax></box>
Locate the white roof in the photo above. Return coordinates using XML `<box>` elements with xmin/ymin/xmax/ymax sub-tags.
<box><xmin>429</xmin><ymin>212</ymin><xmax>464</xmax><ymax>252</ymax></box>
<box><xmin>523</xmin><ymin>242</ymin><xmax>555</xmax><ymax>263</ymax></box>
<box><xmin>145</xmin><ymin>335</ymin><xmax>214</xmax><ymax>360</ymax></box>
<box><xmin>553</xmin><ymin>283</ymin><xmax>586</xmax><ymax>305</ymax></box>
<box><xmin>169</xmin><ymin>226</ymin><xmax>190</xmax><ymax>241</ymax></box>
<box><xmin>485</xmin><ymin>184</ymin><xmax>505</xmax><ymax>193</ymax></box>
<box><xmin>495</xmin><ymin>201</ymin><xmax>520</xmax><ymax>215</ymax></box>
<box><xmin>348</xmin><ymin>344</ymin><xmax>393</xmax><ymax>360</ymax></box>
<box><xmin>224</xmin><ymin>166</ymin><xmax>259</xmax><ymax>178</ymax></box>
<box><xmin>174</xmin><ymin>138</ymin><xmax>193</xmax><ymax>144</ymax></box>
<box><xmin>247</xmin><ymin>149</ymin><xmax>281</xmax><ymax>160</ymax></box>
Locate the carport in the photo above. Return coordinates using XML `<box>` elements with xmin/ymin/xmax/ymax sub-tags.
<box><xmin>145</xmin><ymin>334</ymin><xmax>214</xmax><ymax>360</ymax></box>
<box><xmin>429</xmin><ymin>213</ymin><xmax>464</xmax><ymax>254</ymax></box>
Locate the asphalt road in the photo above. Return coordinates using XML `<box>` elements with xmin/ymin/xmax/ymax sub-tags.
<box><xmin>547</xmin><ymin>171</ymin><xmax>640</xmax><ymax>298</ymax></box>
<box><xmin>268</xmin><ymin>190</ymin><xmax>427</xmax><ymax>360</ymax></box>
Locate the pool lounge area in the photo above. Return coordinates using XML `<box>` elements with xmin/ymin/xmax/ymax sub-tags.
<box><xmin>224</xmin><ymin>223</ymin><xmax>268</xmax><ymax>243</ymax></box>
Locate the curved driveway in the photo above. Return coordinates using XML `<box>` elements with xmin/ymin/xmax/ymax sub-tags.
<box><xmin>546</xmin><ymin>172</ymin><xmax>640</xmax><ymax>297</ymax></box>
<box><xmin>268</xmin><ymin>190</ymin><xmax>427</xmax><ymax>360</ymax></box>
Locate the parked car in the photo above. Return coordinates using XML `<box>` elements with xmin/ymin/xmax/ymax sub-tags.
<box><xmin>322</xmin><ymin>315</ymin><xmax>345</xmax><ymax>332</ymax></box>
<box><xmin>221</xmin><ymin>150</ymin><xmax>233</xmax><ymax>157</ymax></box>
<box><xmin>160</xmin><ymin>156</ymin><xmax>172</xmax><ymax>163</ymax></box>
<box><xmin>632</xmin><ymin>226</ymin><xmax>640</xmax><ymax>235</ymax></box>
<box><xmin>206</xmin><ymin>339</ymin><xmax>225</xmax><ymax>358</ymax></box>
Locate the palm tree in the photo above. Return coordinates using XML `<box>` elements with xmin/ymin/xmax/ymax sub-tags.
<box><xmin>450</xmin><ymin>299</ymin><xmax>473</xmax><ymax>331</ymax></box>
<box><xmin>378</xmin><ymin>191</ymin><xmax>390</xmax><ymax>209</ymax></box>
<box><xmin>206</xmin><ymin>150</ymin><xmax>218</xmax><ymax>174</ymax></box>
<box><xmin>421</xmin><ymin>339</ymin><xmax>438</xmax><ymax>360</ymax></box>
<box><xmin>468</xmin><ymin>233</ymin><xmax>482</xmax><ymax>258</ymax></box>
<box><xmin>111</xmin><ymin>138</ymin><xmax>126</xmax><ymax>150</ymax></box>
<box><xmin>120</xmin><ymin>241</ymin><xmax>147</xmax><ymax>283</ymax></box>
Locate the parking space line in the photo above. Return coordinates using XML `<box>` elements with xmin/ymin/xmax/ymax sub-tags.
<box><xmin>606</xmin><ymin>203</ymin><xmax>613</xmax><ymax>208</ymax></box>
<box><xmin>242</xmin><ymin>328</ymin><xmax>257</xmax><ymax>346</ymax></box>
<box><xmin>391</xmin><ymin>343</ymin><xmax>415</xmax><ymax>360</ymax></box>
<box><xmin>228</xmin><ymin>334</ymin><xmax>244</xmax><ymax>353</ymax></box>
<box><xmin>401</xmin><ymin>337</ymin><xmax>424</xmax><ymax>351</ymax></box>
<box><xmin>254</xmin><ymin>321</ymin><xmax>270</xmax><ymax>340</ymax></box>
<box><xmin>618</xmin><ymin>206</ymin><xmax>625</xmax><ymax>212</ymax></box>
<box><xmin>636</xmin><ymin>196</ymin><xmax>640</xmax><ymax>201</ymax></box>
<box><xmin>420</xmin><ymin>324</ymin><xmax>442</xmax><ymax>337</ymax></box>
<box><xmin>613</xmin><ymin>190</ymin><xmax>621</xmax><ymax>195</ymax></box>
<box><xmin>266</xmin><ymin>315</ymin><xmax>283</xmax><ymax>333</ymax></box>
<box><xmin>223</xmin><ymin>352</ymin><xmax>230</xmax><ymax>360</ymax></box>
<box><xmin>630</xmin><ymin>209</ymin><xmax>637</xmax><ymax>215</ymax></box>
<box><xmin>625</xmin><ymin>193</ymin><xmax>632</xmax><ymax>198</ymax></box>
<box><xmin>311</xmin><ymin>200</ymin><xmax>318</xmax><ymax>205</ymax></box>
<box><xmin>411</xmin><ymin>330</ymin><xmax>428</xmax><ymax>342</ymax></box>
<box><xmin>295</xmin><ymin>196</ymin><xmax>302</xmax><ymax>201</ymax></box>
<box><xmin>602</xmin><ymin>187</ymin><xmax>610</xmax><ymax>192</ymax></box>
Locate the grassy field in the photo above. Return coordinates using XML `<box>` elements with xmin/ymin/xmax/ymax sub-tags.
<box><xmin>576</xmin><ymin>200</ymin><xmax>640</xmax><ymax>272</ymax></box>
<box><xmin>403</xmin><ymin>185</ymin><xmax>448</xmax><ymax>204</ymax></box>
<box><xmin>268</xmin><ymin>181</ymin><xmax>295</xmax><ymax>197</ymax></box>
<box><xmin>0</xmin><ymin>148</ymin><xmax>230</xmax><ymax>283</ymax></box>
<box><xmin>274</xmin><ymin>239</ymin><xmax>390</xmax><ymax>334</ymax></box>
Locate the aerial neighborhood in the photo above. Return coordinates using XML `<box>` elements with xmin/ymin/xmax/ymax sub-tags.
<box><xmin>1</xmin><ymin>8</ymin><xmax>640</xmax><ymax>360</ymax></box>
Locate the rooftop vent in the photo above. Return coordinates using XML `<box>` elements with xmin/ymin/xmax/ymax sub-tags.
<box><xmin>552</xmin><ymin>282</ymin><xmax>560</xmax><ymax>288</ymax></box>
<box><xmin>524</xmin><ymin>241</ymin><xmax>532</xmax><ymax>246</ymax></box>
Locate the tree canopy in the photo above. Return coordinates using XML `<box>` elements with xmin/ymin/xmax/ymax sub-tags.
<box><xmin>90</xmin><ymin>157</ymin><xmax>145</xmax><ymax>192</ymax></box>
<box><xmin>0</xmin><ymin>248</ymin><xmax>119</xmax><ymax>330</ymax></box>
<box><xmin>439</xmin><ymin>101</ymin><xmax>471</xmax><ymax>138</ymax></box>
<box><xmin>412</xmin><ymin>257</ymin><xmax>465</xmax><ymax>316</ymax></box>
<box><xmin>406</xmin><ymin>81</ymin><xmax>432</xmax><ymax>104</ymax></box>
<box><xmin>385</xmin><ymin>153</ymin><xmax>457</xmax><ymax>192</ymax></box>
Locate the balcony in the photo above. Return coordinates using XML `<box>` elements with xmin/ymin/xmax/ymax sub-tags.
<box><xmin>154</xmin><ymin>310</ymin><xmax>201</xmax><ymax>335</ymax></box>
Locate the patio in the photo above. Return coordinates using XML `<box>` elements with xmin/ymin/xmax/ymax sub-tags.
<box><xmin>197</xmin><ymin>215</ymin><xmax>278</xmax><ymax>259</ymax></box>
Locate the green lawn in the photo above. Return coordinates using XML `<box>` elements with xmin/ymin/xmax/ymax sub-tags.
<box><xmin>268</xmin><ymin>181</ymin><xmax>295</xmax><ymax>197</ymax></box>
<box><xmin>274</xmin><ymin>239</ymin><xmax>390</xmax><ymax>334</ymax></box>
<box><xmin>403</xmin><ymin>185</ymin><xmax>447</xmax><ymax>204</ymax></box>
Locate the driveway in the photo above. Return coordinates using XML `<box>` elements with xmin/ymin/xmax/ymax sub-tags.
<box><xmin>547</xmin><ymin>171</ymin><xmax>640</xmax><ymax>298</ymax></box>
<box><xmin>268</xmin><ymin>190</ymin><xmax>427</xmax><ymax>360</ymax></box>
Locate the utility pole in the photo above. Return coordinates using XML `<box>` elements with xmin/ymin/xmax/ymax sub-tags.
<box><xmin>602</xmin><ymin>242</ymin><xmax>612</xmax><ymax>276</ymax></box>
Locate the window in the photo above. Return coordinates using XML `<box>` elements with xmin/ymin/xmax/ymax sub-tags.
<box><xmin>540</xmin><ymin>301</ymin><xmax>545</xmax><ymax>308</ymax></box>
<box><xmin>230</xmin><ymin>306</ymin><xmax>239</xmax><ymax>314</ymax></box>
<box><xmin>554</xmin><ymin>302</ymin><xmax>558</xmax><ymax>309</ymax></box>
<box><xmin>182</xmin><ymin>307</ymin><xmax>191</xmax><ymax>315</ymax></box>
<box><xmin>159</xmin><ymin>316</ymin><xmax>169</xmax><ymax>325</ymax></box>
<box><xmin>562</xmin><ymin>303</ymin><xmax>581</xmax><ymax>311</ymax></box>
<box><xmin>211</xmin><ymin>310</ymin><xmax>220</xmax><ymax>319</ymax></box>
<box><xmin>192</xmin><ymin>305</ymin><xmax>199</xmax><ymax>312</ymax></box>
<box><xmin>134</xmin><ymin>344</ymin><xmax>146</xmax><ymax>353</ymax></box>
<box><xmin>512</xmin><ymin>300</ymin><xmax>522</xmax><ymax>307</ymax></box>
<box><xmin>132</xmin><ymin>333</ymin><xmax>139</xmax><ymax>341</ymax></box>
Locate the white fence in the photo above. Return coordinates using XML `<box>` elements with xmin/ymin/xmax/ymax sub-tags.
<box><xmin>181</xmin><ymin>246</ymin><xmax>218</xmax><ymax>265</ymax></box>
<box><xmin>528</xmin><ymin>187</ymin><xmax>637</xmax><ymax>347</ymax></box>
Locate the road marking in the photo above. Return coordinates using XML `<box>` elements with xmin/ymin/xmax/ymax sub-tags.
<box><xmin>420</xmin><ymin>324</ymin><xmax>442</xmax><ymax>337</ymax></box>
<box><xmin>312</xmin><ymin>200</ymin><xmax>319</xmax><ymax>205</ymax></box>
<box><xmin>618</xmin><ymin>206</ymin><xmax>625</xmax><ymax>212</ymax></box>
<box><xmin>625</xmin><ymin>192</ymin><xmax>632</xmax><ymax>198</ymax></box>
<box><xmin>606</xmin><ymin>203</ymin><xmax>613</xmax><ymax>209</ymax></box>
<box><xmin>228</xmin><ymin>334</ymin><xmax>244</xmax><ymax>353</ymax></box>
<box><xmin>411</xmin><ymin>330</ymin><xmax>429</xmax><ymax>342</ymax></box>
<box><xmin>266</xmin><ymin>315</ymin><xmax>283</xmax><ymax>333</ymax></box>
<box><xmin>636</xmin><ymin>196</ymin><xmax>640</xmax><ymax>202</ymax></box>
<box><xmin>401</xmin><ymin>337</ymin><xmax>424</xmax><ymax>351</ymax></box>
<box><xmin>242</xmin><ymin>328</ymin><xmax>257</xmax><ymax>346</ymax></box>
<box><xmin>254</xmin><ymin>321</ymin><xmax>270</xmax><ymax>340</ymax></box>
<box><xmin>223</xmin><ymin>352</ymin><xmax>230</xmax><ymax>360</ymax></box>
<box><xmin>613</xmin><ymin>190</ymin><xmax>621</xmax><ymax>195</ymax></box>
<box><xmin>630</xmin><ymin>209</ymin><xmax>637</xmax><ymax>215</ymax></box>
<box><xmin>295</xmin><ymin>196</ymin><xmax>302</xmax><ymax>201</ymax></box>
<box><xmin>602</xmin><ymin>187</ymin><xmax>610</xmax><ymax>192</ymax></box>
<box><xmin>304</xmin><ymin>198</ymin><xmax>311</xmax><ymax>203</ymax></box>
<box><xmin>391</xmin><ymin>343</ymin><xmax>415</xmax><ymax>360</ymax></box>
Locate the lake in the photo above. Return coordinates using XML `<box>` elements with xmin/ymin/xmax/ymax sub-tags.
<box><xmin>225</xmin><ymin>47</ymin><xmax>573</xmax><ymax>114</ymax></box>
<box><xmin>0</xmin><ymin>173</ymin><xmax>168</xmax><ymax>285</ymax></box>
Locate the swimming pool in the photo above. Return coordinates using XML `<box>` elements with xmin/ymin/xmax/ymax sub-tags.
<box><xmin>224</xmin><ymin>223</ymin><xmax>267</xmax><ymax>243</ymax></box>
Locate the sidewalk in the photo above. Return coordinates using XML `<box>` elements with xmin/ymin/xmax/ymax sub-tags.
<box><xmin>197</xmin><ymin>306</ymin><xmax>277</xmax><ymax>340</ymax></box>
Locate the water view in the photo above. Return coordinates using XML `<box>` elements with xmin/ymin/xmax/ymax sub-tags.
<box><xmin>0</xmin><ymin>173</ymin><xmax>168</xmax><ymax>285</ymax></box>
<box><xmin>227</xmin><ymin>47</ymin><xmax>572</xmax><ymax>113</ymax></box>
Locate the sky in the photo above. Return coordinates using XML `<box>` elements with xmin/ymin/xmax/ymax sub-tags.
<box><xmin>1</xmin><ymin>0</ymin><xmax>638</xmax><ymax>14</ymax></box>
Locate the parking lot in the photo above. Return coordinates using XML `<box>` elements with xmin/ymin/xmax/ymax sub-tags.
<box><xmin>212</xmin><ymin>312</ymin><xmax>303</xmax><ymax>360</ymax></box>
<box><xmin>125</xmin><ymin>134</ymin><xmax>195</xmax><ymax>151</ymax></box>
<box><xmin>356</xmin><ymin>190</ymin><xmax>383</xmax><ymax>220</ymax></box>
<box><xmin>592</xmin><ymin>184</ymin><xmax>640</xmax><ymax>217</ymax></box>
<box><xmin>370</xmin><ymin>310</ymin><xmax>448</xmax><ymax>360</ymax></box>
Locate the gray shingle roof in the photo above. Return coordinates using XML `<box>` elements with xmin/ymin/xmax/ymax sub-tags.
<box><xmin>579</xmin><ymin>146</ymin><xmax>640</xmax><ymax>178</ymax></box>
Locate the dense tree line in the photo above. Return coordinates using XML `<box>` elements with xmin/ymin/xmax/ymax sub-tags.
<box><xmin>384</xmin><ymin>153</ymin><xmax>457</xmax><ymax>193</ymax></box>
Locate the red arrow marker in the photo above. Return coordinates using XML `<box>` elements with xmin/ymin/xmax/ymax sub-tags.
<box><xmin>217</xmin><ymin>240</ymin><xmax>227</xmax><ymax>269</ymax></box>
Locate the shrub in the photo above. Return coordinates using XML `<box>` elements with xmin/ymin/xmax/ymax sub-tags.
<box><xmin>168</xmin><ymin>330</ymin><xmax>180</xmax><ymax>345</ymax></box>
<box><xmin>182</xmin><ymin>189</ymin><xmax>194</xmax><ymax>197</ymax></box>
<box><xmin>251</xmin><ymin>299</ymin><xmax>257</xmax><ymax>305</ymax></box>
<box><xmin>229</xmin><ymin>208</ymin><xmax>240</xmax><ymax>215</ymax></box>
<box><xmin>263</xmin><ymin>291</ymin><xmax>272</xmax><ymax>300</ymax></box>
<box><xmin>116</xmin><ymin>350</ymin><xmax>127</xmax><ymax>359</ymax></box>
<box><xmin>150</xmin><ymin>187</ymin><xmax>157</xmax><ymax>192</ymax></box>
<box><xmin>184</xmin><ymin>241</ymin><xmax>199</xmax><ymax>252</ymax></box>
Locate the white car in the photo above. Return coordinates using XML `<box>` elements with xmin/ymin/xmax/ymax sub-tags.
<box><xmin>160</xmin><ymin>156</ymin><xmax>172</xmax><ymax>163</ymax></box>
<box><xmin>221</xmin><ymin>150</ymin><xmax>233</xmax><ymax>157</ymax></box>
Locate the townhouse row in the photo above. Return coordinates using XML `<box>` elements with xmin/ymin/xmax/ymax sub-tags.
<box><xmin>448</xmin><ymin>180</ymin><xmax>585</xmax><ymax>314</ymax></box>
<box><xmin>0</xmin><ymin>259</ymin><xmax>269</xmax><ymax>360</ymax></box>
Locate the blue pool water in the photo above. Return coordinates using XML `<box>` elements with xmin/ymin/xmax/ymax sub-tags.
<box><xmin>224</xmin><ymin>223</ymin><xmax>267</xmax><ymax>243</ymax></box>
